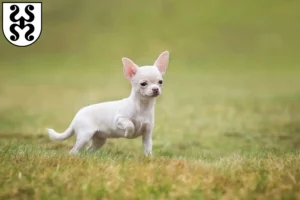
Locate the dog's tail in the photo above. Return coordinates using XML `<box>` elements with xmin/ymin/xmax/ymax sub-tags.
<box><xmin>46</xmin><ymin>126</ymin><xmax>74</xmax><ymax>141</ymax></box>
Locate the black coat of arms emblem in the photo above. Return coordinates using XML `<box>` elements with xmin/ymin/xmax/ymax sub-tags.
<box><xmin>2</xmin><ymin>2</ymin><xmax>42</xmax><ymax>47</ymax></box>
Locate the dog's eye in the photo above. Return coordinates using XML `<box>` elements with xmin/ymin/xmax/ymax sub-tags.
<box><xmin>158</xmin><ymin>80</ymin><xmax>163</xmax><ymax>84</ymax></box>
<box><xmin>140</xmin><ymin>82</ymin><xmax>147</xmax><ymax>86</ymax></box>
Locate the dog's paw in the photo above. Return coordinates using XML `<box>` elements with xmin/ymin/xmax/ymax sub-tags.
<box><xmin>144</xmin><ymin>152</ymin><xmax>152</xmax><ymax>157</ymax></box>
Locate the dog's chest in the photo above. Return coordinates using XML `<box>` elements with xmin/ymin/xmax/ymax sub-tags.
<box><xmin>131</xmin><ymin>116</ymin><xmax>150</xmax><ymax>135</ymax></box>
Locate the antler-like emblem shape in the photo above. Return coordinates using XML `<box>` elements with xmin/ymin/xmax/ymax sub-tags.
<box><xmin>9</xmin><ymin>5</ymin><xmax>35</xmax><ymax>41</ymax></box>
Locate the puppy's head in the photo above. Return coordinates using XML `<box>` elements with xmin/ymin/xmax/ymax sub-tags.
<box><xmin>122</xmin><ymin>51</ymin><xmax>169</xmax><ymax>98</ymax></box>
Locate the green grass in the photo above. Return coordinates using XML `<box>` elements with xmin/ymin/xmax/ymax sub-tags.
<box><xmin>0</xmin><ymin>59</ymin><xmax>299</xmax><ymax>199</ymax></box>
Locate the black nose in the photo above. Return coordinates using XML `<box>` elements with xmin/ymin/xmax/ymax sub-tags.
<box><xmin>152</xmin><ymin>88</ymin><xmax>159</xmax><ymax>93</ymax></box>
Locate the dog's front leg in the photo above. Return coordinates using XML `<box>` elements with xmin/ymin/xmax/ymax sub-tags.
<box><xmin>116</xmin><ymin>117</ymin><xmax>135</xmax><ymax>138</ymax></box>
<box><xmin>142</xmin><ymin>124</ymin><xmax>153</xmax><ymax>156</ymax></box>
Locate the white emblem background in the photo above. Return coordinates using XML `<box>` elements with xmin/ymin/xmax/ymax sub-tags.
<box><xmin>2</xmin><ymin>2</ymin><xmax>42</xmax><ymax>47</ymax></box>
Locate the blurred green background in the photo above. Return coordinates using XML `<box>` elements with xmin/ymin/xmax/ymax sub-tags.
<box><xmin>1</xmin><ymin>0</ymin><xmax>300</xmax><ymax>68</ymax></box>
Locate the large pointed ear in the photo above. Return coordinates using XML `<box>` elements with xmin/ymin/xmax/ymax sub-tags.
<box><xmin>154</xmin><ymin>51</ymin><xmax>169</xmax><ymax>75</ymax></box>
<box><xmin>122</xmin><ymin>57</ymin><xmax>138</xmax><ymax>80</ymax></box>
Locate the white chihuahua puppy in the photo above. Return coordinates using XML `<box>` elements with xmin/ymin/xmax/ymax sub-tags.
<box><xmin>46</xmin><ymin>51</ymin><xmax>169</xmax><ymax>155</ymax></box>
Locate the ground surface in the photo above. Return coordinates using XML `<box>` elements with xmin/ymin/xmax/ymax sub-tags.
<box><xmin>0</xmin><ymin>60</ymin><xmax>299</xmax><ymax>199</ymax></box>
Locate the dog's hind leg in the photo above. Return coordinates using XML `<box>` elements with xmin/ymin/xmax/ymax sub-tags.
<box><xmin>86</xmin><ymin>135</ymin><xmax>107</xmax><ymax>152</ymax></box>
<box><xmin>69</xmin><ymin>131</ymin><xmax>94</xmax><ymax>155</ymax></box>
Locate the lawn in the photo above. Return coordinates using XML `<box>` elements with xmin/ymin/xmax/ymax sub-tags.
<box><xmin>0</xmin><ymin>58</ymin><xmax>299</xmax><ymax>199</ymax></box>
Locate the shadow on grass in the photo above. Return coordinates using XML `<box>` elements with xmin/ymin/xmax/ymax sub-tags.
<box><xmin>0</xmin><ymin>132</ymin><xmax>139</xmax><ymax>159</ymax></box>
<box><xmin>0</xmin><ymin>132</ymin><xmax>46</xmax><ymax>139</ymax></box>
<box><xmin>0</xmin><ymin>132</ymin><xmax>73</xmax><ymax>151</ymax></box>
